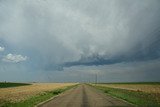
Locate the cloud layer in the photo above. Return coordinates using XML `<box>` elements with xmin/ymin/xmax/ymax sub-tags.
<box><xmin>0</xmin><ymin>0</ymin><xmax>160</xmax><ymax>82</ymax></box>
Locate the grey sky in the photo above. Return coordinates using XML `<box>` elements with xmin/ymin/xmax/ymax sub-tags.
<box><xmin>0</xmin><ymin>0</ymin><xmax>160</xmax><ymax>82</ymax></box>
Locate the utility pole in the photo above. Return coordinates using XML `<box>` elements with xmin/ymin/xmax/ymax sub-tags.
<box><xmin>95</xmin><ymin>73</ymin><xmax>97</xmax><ymax>84</ymax></box>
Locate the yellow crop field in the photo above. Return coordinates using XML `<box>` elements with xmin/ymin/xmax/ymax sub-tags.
<box><xmin>97</xmin><ymin>84</ymin><xmax>160</xmax><ymax>94</ymax></box>
<box><xmin>0</xmin><ymin>83</ymin><xmax>76</xmax><ymax>103</ymax></box>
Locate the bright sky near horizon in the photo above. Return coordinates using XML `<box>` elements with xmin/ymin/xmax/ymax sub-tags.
<box><xmin>0</xmin><ymin>0</ymin><xmax>160</xmax><ymax>82</ymax></box>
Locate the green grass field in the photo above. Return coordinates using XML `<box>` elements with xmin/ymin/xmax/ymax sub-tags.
<box><xmin>92</xmin><ymin>84</ymin><xmax>160</xmax><ymax>106</ymax></box>
<box><xmin>0</xmin><ymin>82</ymin><xmax>31</xmax><ymax>88</ymax></box>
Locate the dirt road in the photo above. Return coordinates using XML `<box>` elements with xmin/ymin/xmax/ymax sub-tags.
<box><xmin>39</xmin><ymin>84</ymin><xmax>133</xmax><ymax>107</ymax></box>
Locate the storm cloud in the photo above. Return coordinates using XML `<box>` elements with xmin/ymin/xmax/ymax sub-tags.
<box><xmin>0</xmin><ymin>0</ymin><xmax>160</xmax><ymax>82</ymax></box>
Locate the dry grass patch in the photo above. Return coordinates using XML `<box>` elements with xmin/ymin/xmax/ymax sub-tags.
<box><xmin>97</xmin><ymin>84</ymin><xmax>160</xmax><ymax>94</ymax></box>
<box><xmin>0</xmin><ymin>83</ymin><xmax>77</xmax><ymax>103</ymax></box>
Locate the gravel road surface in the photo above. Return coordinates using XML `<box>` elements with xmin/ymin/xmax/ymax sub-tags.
<box><xmin>39</xmin><ymin>84</ymin><xmax>133</xmax><ymax>107</ymax></box>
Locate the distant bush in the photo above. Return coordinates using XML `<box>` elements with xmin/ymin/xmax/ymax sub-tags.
<box><xmin>52</xmin><ymin>89</ymin><xmax>63</xmax><ymax>95</ymax></box>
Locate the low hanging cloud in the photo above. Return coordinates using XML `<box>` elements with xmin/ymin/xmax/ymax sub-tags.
<box><xmin>2</xmin><ymin>54</ymin><xmax>27</xmax><ymax>63</ymax></box>
<box><xmin>0</xmin><ymin>46</ymin><xmax>4</xmax><ymax>52</ymax></box>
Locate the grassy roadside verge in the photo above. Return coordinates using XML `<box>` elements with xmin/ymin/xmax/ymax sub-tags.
<box><xmin>0</xmin><ymin>82</ymin><xmax>31</xmax><ymax>88</ymax></box>
<box><xmin>91</xmin><ymin>84</ymin><xmax>160</xmax><ymax>107</ymax></box>
<box><xmin>1</xmin><ymin>84</ymin><xmax>78</xmax><ymax>107</ymax></box>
